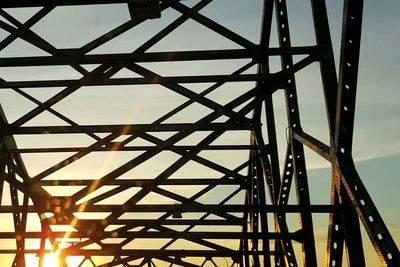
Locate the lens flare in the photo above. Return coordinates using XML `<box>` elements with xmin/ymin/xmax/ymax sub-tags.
<box><xmin>43</xmin><ymin>252</ymin><xmax>60</xmax><ymax>267</ymax></box>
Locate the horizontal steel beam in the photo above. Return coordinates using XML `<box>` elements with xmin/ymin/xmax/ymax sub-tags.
<box><xmin>0</xmin><ymin>47</ymin><xmax>320</xmax><ymax>67</ymax></box>
<box><xmin>0</xmin><ymin>204</ymin><xmax>335</xmax><ymax>213</ymax></box>
<box><xmin>6</xmin><ymin>144</ymin><xmax>266</xmax><ymax>153</ymax></box>
<box><xmin>0</xmin><ymin>0</ymin><xmax>129</xmax><ymax>8</ymax></box>
<box><xmin>8</xmin><ymin>122</ymin><xmax>255</xmax><ymax>135</ymax></box>
<box><xmin>59</xmin><ymin>218</ymin><xmax>241</xmax><ymax>225</ymax></box>
<box><xmin>37</xmin><ymin>178</ymin><xmax>244</xmax><ymax>186</ymax></box>
<box><xmin>0</xmin><ymin>74</ymin><xmax>272</xmax><ymax>88</ymax></box>
<box><xmin>0</xmin><ymin>249</ymin><xmax>267</xmax><ymax>257</ymax></box>
<box><xmin>0</xmin><ymin>231</ymin><xmax>282</xmax><ymax>239</ymax></box>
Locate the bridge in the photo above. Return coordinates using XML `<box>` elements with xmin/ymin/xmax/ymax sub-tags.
<box><xmin>0</xmin><ymin>0</ymin><xmax>398</xmax><ymax>266</ymax></box>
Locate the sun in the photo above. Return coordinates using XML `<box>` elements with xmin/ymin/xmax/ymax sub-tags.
<box><xmin>42</xmin><ymin>253</ymin><xmax>60</xmax><ymax>267</ymax></box>
<box><xmin>24</xmin><ymin>252</ymin><xmax>61</xmax><ymax>267</ymax></box>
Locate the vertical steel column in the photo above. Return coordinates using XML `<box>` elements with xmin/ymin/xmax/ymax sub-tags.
<box><xmin>327</xmin><ymin>177</ymin><xmax>345</xmax><ymax>267</ymax></box>
<box><xmin>242</xmin><ymin>187</ymin><xmax>251</xmax><ymax>267</ymax></box>
<box><xmin>333</xmin><ymin>1</ymin><xmax>400</xmax><ymax>266</ymax></box>
<box><xmin>308</xmin><ymin>0</ymin><xmax>348</xmax><ymax>266</ymax></box>
<box><xmin>258</xmin><ymin>2</ymin><xmax>281</xmax><ymax>265</ymax></box>
<box><xmin>1</xmin><ymin>106</ymin><xmax>26</xmax><ymax>266</ymax></box>
<box><xmin>309</xmin><ymin>0</ymin><xmax>339</xmax><ymax>133</ymax></box>
<box><xmin>259</xmin><ymin>0</ymin><xmax>281</xmax><ymax>202</ymax></box>
<box><xmin>249</xmin><ymin>145</ymin><xmax>261</xmax><ymax>267</ymax></box>
<box><xmin>38</xmin><ymin>222</ymin><xmax>47</xmax><ymax>267</ymax></box>
<box><xmin>256</xmin><ymin>155</ymin><xmax>271</xmax><ymax>267</ymax></box>
<box><xmin>276</xmin><ymin>146</ymin><xmax>298</xmax><ymax>267</ymax></box>
<box><xmin>251</xmin><ymin>131</ymin><xmax>272</xmax><ymax>267</ymax></box>
<box><xmin>331</xmin><ymin>1</ymin><xmax>367</xmax><ymax>265</ymax></box>
<box><xmin>274</xmin><ymin>0</ymin><xmax>317</xmax><ymax>266</ymax></box>
<box><xmin>10</xmin><ymin>165</ymin><xmax>26</xmax><ymax>267</ymax></box>
<box><xmin>0</xmin><ymin>161</ymin><xmax>3</xmax><ymax>208</ymax></box>
<box><xmin>0</xmin><ymin>110</ymin><xmax>5</xmax><ymax>217</ymax></box>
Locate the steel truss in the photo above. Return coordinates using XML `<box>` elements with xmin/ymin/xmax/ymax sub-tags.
<box><xmin>0</xmin><ymin>0</ymin><xmax>398</xmax><ymax>266</ymax></box>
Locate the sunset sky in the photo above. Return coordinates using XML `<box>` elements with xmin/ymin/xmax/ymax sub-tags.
<box><xmin>0</xmin><ymin>0</ymin><xmax>399</xmax><ymax>266</ymax></box>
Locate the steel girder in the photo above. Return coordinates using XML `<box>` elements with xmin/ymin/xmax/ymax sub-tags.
<box><xmin>0</xmin><ymin>0</ymin><xmax>398</xmax><ymax>266</ymax></box>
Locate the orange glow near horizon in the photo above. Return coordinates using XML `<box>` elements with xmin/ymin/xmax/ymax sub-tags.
<box><xmin>24</xmin><ymin>252</ymin><xmax>60</xmax><ymax>267</ymax></box>
<box><xmin>27</xmin><ymin>127</ymin><xmax>135</xmax><ymax>267</ymax></box>
<box><xmin>24</xmin><ymin>251</ymin><xmax>83</xmax><ymax>267</ymax></box>
<box><xmin>43</xmin><ymin>253</ymin><xmax>60</xmax><ymax>267</ymax></box>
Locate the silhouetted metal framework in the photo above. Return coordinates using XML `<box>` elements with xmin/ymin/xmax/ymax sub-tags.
<box><xmin>0</xmin><ymin>0</ymin><xmax>398</xmax><ymax>266</ymax></box>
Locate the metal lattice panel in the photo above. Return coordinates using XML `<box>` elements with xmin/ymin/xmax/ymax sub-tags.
<box><xmin>0</xmin><ymin>0</ymin><xmax>398</xmax><ymax>266</ymax></box>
